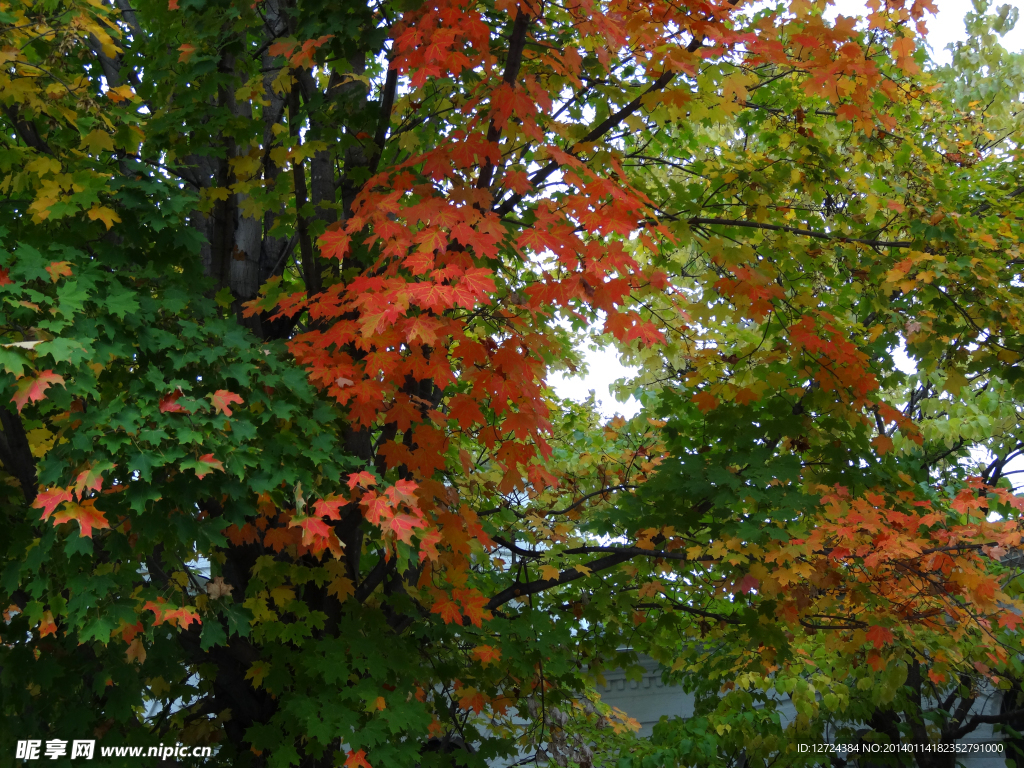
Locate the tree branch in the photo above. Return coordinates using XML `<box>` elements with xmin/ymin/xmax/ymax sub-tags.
<box><xmin>478</xmin><ymin>9</ymin><xmax>532</xmax><ymax>191</ymax></box>
<box><xmin>686</xmin><ymin>217</ymin><xmax>911</xmax><ymax>248</ymax></box>
<box><xmin>494</xmin><ymin>3</ymin><xmax>737</xmax><ymax>216</ymax></box>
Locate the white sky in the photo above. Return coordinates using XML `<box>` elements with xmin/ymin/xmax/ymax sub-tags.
<box><xmin>550</xmin><ymin>0</ymin><xmax>1024</xmax><ymax>419</ymax></box>
<box><xmin>833</xmin><ymin>0</ymin><xmax>1024</xmax><ymax>64</ymax></box>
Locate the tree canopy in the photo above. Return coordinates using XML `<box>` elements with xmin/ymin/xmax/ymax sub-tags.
<box><xmin>3</xmin><ymin>0</ymin><xmax>1024</xmax><ymax>765</ymax></box>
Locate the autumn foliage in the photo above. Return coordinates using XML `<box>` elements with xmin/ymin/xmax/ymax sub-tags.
<box><xmin>3</xmin><ymin>0</ymin><xmax>1024</xmax><ymax>764</ymax></box>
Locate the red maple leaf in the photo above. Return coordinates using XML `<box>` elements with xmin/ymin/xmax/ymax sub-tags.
<box><xmin>209</xmin><ymin>389</ymin><xmax>244</xmax><ymax>416</ymax></box>
<box><xmin>732</xmin><ymin>574</ymin><xmax>759</xmax><ymax>594</ymax></box>
<box><xmin>448</xmin><ymin>394</ymin><xmax>485</xmax><ymax>429</ymax></box>
<box><xmin>11</xmin><ymin>370</ymin><xmax>65</xmax><ymax>413</ymax></box>
<box><xmin>414</xmin><ymin>227</ymin><xmax>447</xmax><ymax>253</ymax></box>
<box><xmin>290</xmin><ymin>515</ymin><xmax>333</xmax><ymax>547</ymax></box>
<box><xmin>866</xmin><ymin>625</ymin><xmax>894</xmax><ymax>650</ymax></box>
<box><xmin>159</xmin><ymin>389</ymin><xmax>190</xmax><ymax>414</ymax></box>
<box><xmin>0</xmin><ymin>268</ymin><xmax>12</xmax><ymax>286</ymax></box>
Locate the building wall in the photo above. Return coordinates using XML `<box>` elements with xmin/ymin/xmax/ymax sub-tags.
<box><xmin>596</xmin><ymin>657</ymin><xmax>1011</xmax><ymax>767</ymax></box>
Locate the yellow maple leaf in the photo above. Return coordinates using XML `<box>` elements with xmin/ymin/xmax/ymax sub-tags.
<box><xmin>326</xmin><ymin>561</ymin><xmax>354</xmax><ymax>600</ymax></box>
<box><xmin>106</xmin><ymin>85</ymin><xmax>136</xmax><ymax>103</ymax></box>
<box><xmin>269</xmin><ymin>585</ymin><xmax>295</xmax><ymax>608</ymax></box>
<box><xmin>245</xmin><ymin>661</ymin><xmax>271</xmax><ymax>688</ymax></box>
<box><xmin>539</xmin><ymin>564</ymin><xmax>560</xmax><ymax>581</ymax></box>
<box><xmin>943</xmin><ymin>368</ymin><xmax>970</xmax><ymax>396</ymax></box>
<box><xmin>87</xmin><ymin>206</ymin><xmax>121</xmax><ymax>230</ymax></box>
<box><xmin>80</xmin><ymin>129</ymin><xmax>114</xmax><ymax>154</ymax></box>
<box><xmin>27</xmin><ymin>428</ymin><xmax>55</xmax><ymax>458</ymax></box>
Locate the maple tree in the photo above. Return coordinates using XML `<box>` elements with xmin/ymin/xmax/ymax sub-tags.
<box><xmin>3</xmin><ymin>0</ymin><xmax>1024</xmax><ymax>764</ymax></box>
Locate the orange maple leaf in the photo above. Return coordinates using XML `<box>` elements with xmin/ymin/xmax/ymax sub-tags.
<box><xmin>193</xmin><ymin>453</ymin><xmax>224</xmax><ymax>479</ymax></box>
<box><xmin>38</xmin><ymin>610</ymin><xmax>57</xmax><ymax>638</ymax></box>
<box><xmin>385</xmin><ymin>479</ymin><xmax>419</xmax><ymax>505</ymax></box>
<box><xmin>999</xmin><ymin>612</ymin><xmax>1024</xmax><ymax>631</ymax></box>
<box><xmin>360</xmin><ymin>492</ymin><xmax>392</xmax><ymax>525</ymax></box>
<box><xmin>472</xmin><ymin>645</ymin><xmax>501</xmax><ymax>666</ymax></box>
<box><xmin>347</xmin><ymin>471</ymin><xmax>377</xmax><ymax>489</ymax></box>
<box><xmin>268</xmin><ymin>40</ymin><xmax>296</xmax><ymax>58</ymax></box>
<box><xmin>871</xmin><ymin>435</ymin><xmax>894</xmax><ymax>455</ymax></box>
<box><xmin>734</xmin><ymin>387</ymin><xmax>760</xmax><ymax>406</ymax></box>
<box><xmin>126</xmin><ymin>636</ymin><xmax>146</xmax><ymax>665</ymax></box>
<box><xmin>318</xmin><ymin>228</ymin><xmax>351</xmax><ymax>261</ymax></box>
<box><xmin>120</xmin><ymin>621</ymin><xmax>143</xmax><ymax>643</ymax></box>
<box><xmin>44</xmin><ymin>261</ymin><xmax>73</xmax><ymax>283</ymax></box>
<box><xmin>289</xmin><ymin>35</ymin><xmax>333</xmax><ymax>69</ymax></box>
<box><xmin>33</xmin><ymin>487</ymin><xmax>73</xmax><ymax>521</ymax></box>
<box><xmin>312</xmin><ymin>496</ymin><xmax>346</xmax><ymax>520</ymax></box>
<box><xmin>209</xmin><ymin>389</ymin><xmax>244</xmax><ymax>416</ymax></box>
<box><xmin>74</xmin><ymin>463</ymin><xmax>112</xmax><ymax>500</ymax></box>
<box><xmin>691</xmin><ymin>391</ymin><xmax>718</xmax><ymax>413</ymax></box>
<box><xmin>454</xmin><ymin>588</ymin><xmax>491</xmax><ymax>628</ymax></box>
<box><xmin>417</xmin><ymin>527</ymin><xmax>443</xmax><ymax>562</ymax></box>
<box><xmin>51</xmin><ymin>499</ymin><xmax>110</xmax><ymax>538</ymax></box>
<box><xmin>345</xmin><ymin>750</ymin><xmax>372</xmax><ymax>768</ymax></box>
<box><xmin>265</xmin><ymin>526</ymin><xmax>300</xmax><ymax>552</ymax></box>
<box><xmin>12</xmin><ymin>370</ymin><xmax>65</xmax><ymax>413</ymax></box>
<box><xmin>431</xmin><ymin>595</ymin><xmax>462</xmax><ymax>624</ymax></box>
<box><xmin>383</xmin><ymin>512</ymin><xmax>426</xmax><ymax>544</ymax></box>
<box><xmin>143</xmin><ymin>599</ymin><xmax>200</xmax><ymax>628</ymax></box>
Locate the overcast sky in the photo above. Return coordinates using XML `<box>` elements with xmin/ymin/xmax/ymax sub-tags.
<box><xmin>831</xmin><ymin>0</ymin><xmax>1024</xmax><ymax>63</ymax></box>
